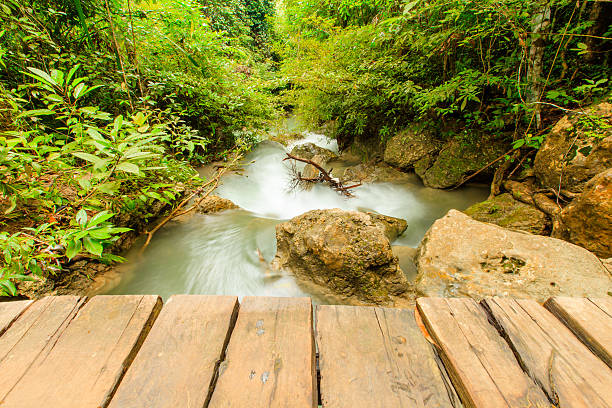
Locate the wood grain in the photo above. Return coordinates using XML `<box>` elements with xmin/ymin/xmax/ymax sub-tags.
<box><xmin>0</xmin><ymin>300</ymin><xmax>32</xmax><ymax>336</ymax></box>
<box><xmin>544</xmin><ymin>297</ymin><xmax>612</xmax><ymax>369</ymax></box>
<box><xmin>316</xmin><ymin>305</ymin><xmax>460</xmax><ymax>408</ymax></box>
<box><xmin>417</xmin><ymin>297</ymin><xmax>550</xmax><ymax>408</ymax></box>
<box><xmin>0</xmin><ymin>295</ymin><xmax>161</xmax><ymax>408</ymax></box>
<box><xmin>108</xmin><ymin>295</ymin><xmax>238</xmax><ymax>408</ymax></box>
<box><xmin>0</xmin><ymin>296</ymin><xmax>85</xmax><ymax>401</ymax></box>
<box><xmin>483</xmin><ymin>297</ymin><xmax>612</xmax><ymax>408</ymax></box>
<box><xmin>208</xmin><ymin>296</ymin><xmax>316</xmax><ymax>408</ymax></box>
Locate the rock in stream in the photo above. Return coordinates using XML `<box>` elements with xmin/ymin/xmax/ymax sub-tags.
<box><xmin>271</xmin><ymin>209</ymin><xmax>410</xmax><ymax>304</ymax></box>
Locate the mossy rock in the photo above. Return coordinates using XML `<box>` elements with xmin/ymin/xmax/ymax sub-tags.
<box><xmin>464</xmin><ymin>193</ymin><xmax>551</xmax><ymax>235</ymax></box>
<box><xmin>417</xmin><ymin>136</ymin><xmax>509</xmax><ymax>188</ymax></box>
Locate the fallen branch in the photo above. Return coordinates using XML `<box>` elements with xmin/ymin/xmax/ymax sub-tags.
<box><xmin>139</xmin><ymin>155</ymin><xmax>240</xmax><ymax>253</ymax></box>
<box><xmin>283</xmin><ymin>153</ymin><xmax>360</xmax><ymax>197</ymax></box>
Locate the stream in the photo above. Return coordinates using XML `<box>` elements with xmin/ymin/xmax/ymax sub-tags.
<box><xmin>104</xmin><ymin>131</ymin><xmax>488</xmax><ymax>302</ymax></box>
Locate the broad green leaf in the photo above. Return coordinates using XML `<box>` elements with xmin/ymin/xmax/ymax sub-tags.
<box><xmin>73</xmin><ymin>152</ymin><xmax>103</xmax><ymax>165</ymax></box>
<box><xmin>87</xmin><ymin>211</ymin><xmax>114</xmax><ymax>228</ymax></box>
<box><xmin>83</xmin><ymin>236</ymin><xmax>103</xmax><ymax>256</ymax></box>
<box><xmin>116</xmin><ymin>162</ymin><xmax>140</xmax><ymax>175</ymax></box>
<box><xmin>16</xmin><ymin>109</ymin><xmax>56</xmax><ymax>118</ymax></box>
<box><xmin>66</xmin><ymin>239</ymin><xmax>81</xmax><ymax>260</ymax></box>
<box><xmin>87</xmin><ymin>229</ymin><xmax>112</xmax><ymax>240</ymax></box>
<box><xmin>66</xmin><ymin>64</ymin><xmax>81</xmax><ymax>88</ymax></box>
<box><xmin>26</xmin><ymin>67</ymin><xmax>57</xmax><ymax>87</ymax></box>
<box><xmin>0</xmin><ymin>280</ymin><xmax>17</xmax><ymax>297</ymax></box>
<box><xmin>97</xmin><ymin>181</ymin><xmax>120</xmax><ymax>195</ymax></box>
<box><xmin>76</xmin><ymin>208</ymin><xmax>88</xmax><ymax>226</ymax></box>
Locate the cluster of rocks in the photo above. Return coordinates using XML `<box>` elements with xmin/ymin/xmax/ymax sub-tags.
<box><xmin>271</xmin><ymin>103</ymin><xmax>611</xmax><ymax>304</ymax></box>
<box><xmin>465</xmin><ymin>102</ymin><xmax>612</xmax><ymax>259</ymax></box>
<box><xmin>383</xmin><ymin>130</ymin><xmax>509</xmax><ymax>189</ymax></box>
<box><xmin>270</xmin><ymin>207</ymin><xmax>610</xmax><ymax>305</ymax></box>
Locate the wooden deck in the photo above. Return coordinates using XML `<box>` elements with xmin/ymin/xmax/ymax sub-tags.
<box><xmin>0</xmin><ymin>296</ymin><xmax>610</xmax><ymax>407</ymax></box>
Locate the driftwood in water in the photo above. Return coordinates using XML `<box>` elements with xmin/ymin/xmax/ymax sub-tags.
<box><xmin>283</xmin><ymin>153</ymin><xmax>361</xmax><ymax>197</ymax></box>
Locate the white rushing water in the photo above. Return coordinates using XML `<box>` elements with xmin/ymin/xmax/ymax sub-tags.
<box><xmin>105</xmin><ymin>132</ymin><xmax>488</xmax><ymax>301</ymax></box>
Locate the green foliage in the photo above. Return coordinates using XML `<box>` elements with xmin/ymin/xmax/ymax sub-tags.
<box><xmin>279</xmin><ymin>0</ymin><xmax>610</xmax><ymax>147</ymax></box>
<box><xmin>0</xmin><ymin>0</ymin><xmax>277</xmax><ymax>295</ymax></box>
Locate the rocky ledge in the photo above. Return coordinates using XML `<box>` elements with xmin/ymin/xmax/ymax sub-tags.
<box><xmin>415</xmin><ymin>210</ymin><xmax>611</xmax><ymax>301</ymax></box>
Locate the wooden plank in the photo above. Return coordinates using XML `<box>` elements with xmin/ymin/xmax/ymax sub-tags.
<box><xmin>108</xmin><ymin>295</ymin><xmax>238</xmax><ymax>408</ymax></box>
<box><xmin>483</xmin><ymin>297</ymin><xmax>612</xmax><ymax>408</ymax></box>
<box><xmin>0</xmin><ymin>296</ymin><xmax>85</xmax><ymax>401</ymax></box>
<box><xmin>544</xmin><ymin>297</ymin><xmax>612</xmax><ymax>369</ymax></box>
<box><xmin>417</xmin><ymin>297</ymin><xmax>550</xmax><ymax>408</ymax></box>
<box><xmin>0</xmin><ymin>295</ymin><xmax>161</xmax><ymax>408</ymax></box>
<box><xmin>316</xmin><ymin>305</ymin><xmax>460</xmax><ymax>408</ymax></box>
<box><xmin>0</xmin><ymin>300</ymin><xmax>32</xmax><ymax>336</ymax></box>
<box><xmin>208</xmin><ymin>296</ymin><xmax>316</xmax><ymax>408</ymax></box>
<box><xmin>590</xmin><ymin>297</ymin><xmax>612</xmax><ymax>316</ymax></box>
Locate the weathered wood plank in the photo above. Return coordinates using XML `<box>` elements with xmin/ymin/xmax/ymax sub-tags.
<box><xmin>589</xmin><ymin>297</ymin><xmax>612</xmax><ymax>317</ymax></box>
<box><xmin>483</xmin><ymin>297</ymin><xmax>612</xmax><ymax>408</ymax></box>
<box><xmin>417</xmin><ymin>297</ymin><xmax>550</xmax><ymax>408</ymax></box>
<box><xmin>0</xmin><ymin>300</ymin><xmax>32</xmax><ymax>336</ymax></box>
<box><xmin>0</xmin><ymin>296</ymin><xmax>85</xmax><ymax>402</ymax></box>
<box><xmin>108</xmin><ymin>295</ymin><xmax>238</xmax><ymax>408</ymax></box>
<box><xmin>316</xmin><ymin>305</ymin><xmax>460</xmax><ymax>408</ymax></box>
<box><xmin>0</xmin><ymin>295</ymin><xmax>161</xmax><ymax>408</ymax></box>
<box><xmin>208</xmin><ymin>296</ymin><xmax>316</xmax><ymax>408</ymax></box>
<box><xmin>544</xmin><ymin>297</ymin><xmax>612</xmax><ymax>369</ymax></box>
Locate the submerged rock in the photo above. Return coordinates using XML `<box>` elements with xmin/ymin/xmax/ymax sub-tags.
<box><xmin>415</xmin><ymin>210</ymin><xmax>611</xmax><ymax>301</ymax></box>
<box><xmin>290</xmin><ymin>142</ymin><xmax>338</xmax><ymax>163</ymax></box>
<box><xmin>560</xmin><ymin>169</ymin><xmax>612</xmax><ymax>258</ymax></box>
<box><xmin>464</xmin><ymin>193</ymin><xmax>551</xmax><ymax>235</ymax></box>
<box><xmin>195</xmin><ymin>195</ymin><xmax>238</xmax><ymax>214</ymax></box>
<box><xmin>534</xmin><ymin>102</ymin><xmax>612</xmax><ymax>193</ymax></box>
<box><xmin>271</xmin><ymin>209</ymin><xmax>409</xmax><ymax>304</ymax></box>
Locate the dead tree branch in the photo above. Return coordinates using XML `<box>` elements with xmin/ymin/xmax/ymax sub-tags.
<box><xmin>283</xmin><ymin>153</ymin><xmax>361</xmax><ymax>197</ymax></box>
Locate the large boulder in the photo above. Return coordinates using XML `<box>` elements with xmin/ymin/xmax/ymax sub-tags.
<box><xmin>416</xmin><ymin>136</ymin><xmax>509</xmax><ymax>189</ymax></box>
<box><xmin>290</xmin><ymin>143</ymin><xmax>338</xmax><ymax>163</ymax></box>
<box><xmin>271</xmin><ymin>209</ymin><xmax>410</xmax><ymax>304</ymax></box>
<box><xmin>464</xmin><ymin>193</ymin><xmax>551</xmax><ymax>235</ymax></box>
<box><xmin>415</xmin><ymin>210</ymin><xmax>611</xmax><ymax>301</ymax></box>
<box><xmin>560</xmin><ymin>169</ymin><xmax>612</xmax><ymax>258</ymax></box>
<box><xmin>534</xmin><ymin>102</ymin><xmax>612</xmax><ymax>193</ymax></box>
<box><xmin>340</xmin><ymin>161</ymin><xmax>414</xmax><ymax>184</ymax></box>
<box><xmin>383</xmin><ymin>130</ymin><xmax>440</xmax><ymax>170</ymax></box>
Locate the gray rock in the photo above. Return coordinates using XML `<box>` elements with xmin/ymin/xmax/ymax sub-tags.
<box><xmin>383</xmin><ymin>130</ymin><xmax>440</xmax><ymax>170</ymax></box>
<box><xmin>340</xmin><ymin>162</ymin><xmax>413</xmax><ymax>184</ymax></box>
<box><xmin>416</xmin><ymin>136</ymin><xmax>509</xmax><ymax>189</ymax></box>
<box><xmin>415</xmin><ymin>210</ymin><xmax>611</xmax><ymax>301</ymax></box>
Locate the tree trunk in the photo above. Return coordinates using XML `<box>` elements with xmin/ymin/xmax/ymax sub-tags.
<box><xmin>526</xmin><ymin>1</ymin><xmax>551</xmax><ymax>129</ymax></box>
